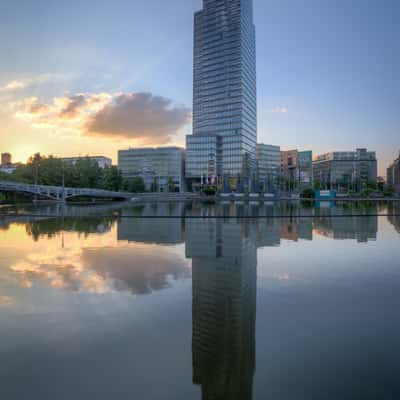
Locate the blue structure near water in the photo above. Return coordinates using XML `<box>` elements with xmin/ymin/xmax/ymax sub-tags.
<box><xmin>315</xmin><ymin>190</ymin><xmax>336</xmax><ymax>200</ymax></box>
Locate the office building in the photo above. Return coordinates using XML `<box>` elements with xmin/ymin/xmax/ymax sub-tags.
<box><xmin>256</xmin><ymin>144</ymin><xmax>280</xmax><ymax>192</ymax></box>
<box><xmin>186</xmin><ymin>0</ymin><xmax>257</xmax><ymax>191</ymax></box>
<box><xmin>280</xmin><ymin>149</ymin><xmax>313</xmax><ymax>188</ymax></box>
<box><xmin>0</xmin><ymin>164</ymin><xmax>17</xmax><ymax>174</ymax></box>
<box><xmin>1</xmin><ymin>153</ymin><xmax>12</xmax><ymax>166</ymax></box>
<box><xmin>387</xmin><ymin>151</ymin><xmax>400</xmax><ymax>193</ymax></box>
<box><xmin>280</xmin><ymin>149</ymin><xmax>298</xmax><ymax>182</ymax></box>
<box><xmin>118</xmin><ymin>147</ymin><xmax>185</xmax><ymax>192</ymax></box>
<box><xmin>61</xmin><ymin>156</ymin><xmax>112</xmax><ymax>169</ymax></box>
<box><xmin>298</xmin><ymin>150</ymin><xmax>313</xmax><ymax>186</ymax></box>
<box><xmin>313</xmin><ymin>149</ymin><xmax>377</xmax><ymax>191</ymax></box>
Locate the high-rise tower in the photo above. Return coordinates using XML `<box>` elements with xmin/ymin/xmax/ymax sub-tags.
<box><xmin>186</xmin><ymin>0</ymin><xmax>257</xmax><ymax>191</ymax></box>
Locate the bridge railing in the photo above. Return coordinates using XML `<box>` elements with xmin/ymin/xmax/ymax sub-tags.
<box><xmin>1</xmin><ymin>180</ymin><xmax>198</xmax><ymax>200</ymax></box>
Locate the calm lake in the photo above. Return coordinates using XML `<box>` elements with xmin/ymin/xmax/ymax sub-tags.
<box><xmin>1</xmin><ymin>201</ymin><xmax>400</xmax><ymax>399</ymax></box>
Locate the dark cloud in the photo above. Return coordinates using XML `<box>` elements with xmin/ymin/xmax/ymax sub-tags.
<box><xmin>59</xmin><ymin>94</ymin><xmax>87</xmax><ymax>119</ymax></box>
<box><xmin>84</xmin><ymin>92</ymin><xmax>191</xmax><ymax>143</ymax></box>
<box><xmin>28</xmin><ymin>101</ymin><xmax>50</xmax><ymax>115</ymax></box>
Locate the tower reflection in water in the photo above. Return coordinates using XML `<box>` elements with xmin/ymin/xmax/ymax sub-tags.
<box><xmin>186</xmin><ymin>218</ymin><xmax>257</xmax><ymax>400</ymax></box>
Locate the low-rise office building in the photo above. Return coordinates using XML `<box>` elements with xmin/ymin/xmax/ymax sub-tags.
<box><xmin>387</xmin><ymin>151</ymin><xmax>400</xmax><ymax>193</ymax></box>
<box><xmin>280</xmin><ymin>149</ymin><xmax>298</xmax><ymax>182</ymax></box>
<box><xmin>118</xmin><ymin>147</ymin><xmax>185</xmax><ymax>192</ymax></box>
<box><xmin>62</xmin><ymin>156</ymin><xmax>112</xmax><ymax>169</ymax></box>
<box><xmin>0</xmin><ymin>164</ymin><xmax>18</xmax><ymax>174</ymax></box>
<box><xmin>298</xmin><ymin>150</ymin><xmax>313</xmax><ymax>186</ymax></box>
<box><xmin>256</xmin><ymin>144</ymin><xmax>280</xmax><ymax>191</ymax></box>
<box><xmin>313</xmin><ymin>148</ymin><xmax>377</xmax><ymax>191</ymax></box>
<box><xmin>280</xmin><ymin>149</ymin><xmax>313</xmax><ymax>189</ymax></box>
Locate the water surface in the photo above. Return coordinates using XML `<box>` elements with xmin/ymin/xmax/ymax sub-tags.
<box><xmin>1</xmin><ymin>201</ymin><xmax>400</xmax><ymax>399</ymax></box>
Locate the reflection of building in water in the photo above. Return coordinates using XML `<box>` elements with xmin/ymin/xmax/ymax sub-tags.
<box><xmin>387</xmin><ymin>202</ymin><xmax>400</xmax><ymax>234</ymax></box>
<box><xmin>255</xmin><ymin>202</ymin><xmax>313</xmax><ymax>247</ymax></box>
<box><xmin>313</xmin><ymin>216</ymin><xmax>378</xmax><ymax>243</ymax></box>
<box><xmin>186</xmin><ymin>219</ymin><xmax>257</xmax><ymax>399</ymax></box>
<box><xmin>117</xmin><ymin>203</ymin><xmax>185</xmax><ymax>244</ymax></box>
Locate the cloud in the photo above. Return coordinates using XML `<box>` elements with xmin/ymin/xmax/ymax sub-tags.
<box><xmin>15</xmin><ymin>91</ymin><xmax>191</xmax><ymax>145</ymax></box>
<box><xmin>15</xmin><ymin>93</ymin><xmax>111</xmax><ymax>129</ymax></box>
<box><xmin>270</xmin><ymin>107</ymin><xmax>288</xmax><ymax>113</ymax></box>
<box><xmin>59</xmin><ymin>94</ymin><xmax>88</xmax><ymax>119</ymax></box>
<box><xmin>0</xmin><ymin>73</ymin><xmax>67</xmax><ymax>93</ymax></box>
<box><xmin>3</xmin><ymin>80</ymin><xmax>26</xmax><ymax>91</ymax></box>
<box><xmin>84</xmin><ymin>92</ymin><xmax>191</xmax><ymax>143</ymax></box>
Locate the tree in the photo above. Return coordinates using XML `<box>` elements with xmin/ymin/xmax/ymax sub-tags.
<box><xmin>150</xmin><ymin>177</ymin><xmax>158</xmax><ymax>193</ymax></box>
<box><xmin>301</xmin><ymin>187</ymin><xmax>315</xmax><ymax>199</ymax></box>
<box><xmin>0</xmin><ymin>171</ymin><xmax>13</xmax><ymax>181</ymax></box>
<box><xmin>167</xmin><ymin>177</ymin><xmax>175</xmax><ymax>192</ymax></box>
<box><xmin>202</xmin><ymin>186</ymin><xmax>216</xmax><ymax>196</ymax></box>
<box><xmin>384</xmin><ymin>186</ymin><xmax>395</xmax><ymax>197</ymax></box>
<box><xmin>74</xmin><ymin>158</ymin><xmax>103</xmax><ymax>188</ymax></box>
<box><xmin>313</xmin><ymin>179</ymin><xmax>322</xmax><ymax>191</ymax></box>
<box><xmin>128</xmin><ymin>177</ymin><xmax>146</xmax><ymax>193</ymax></box>
<box><xmin>103</xmin><ymin>166</ymin><xmax>123</xmax><ymax>191</ymax></box>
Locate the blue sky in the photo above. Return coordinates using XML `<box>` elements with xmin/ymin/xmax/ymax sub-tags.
<box><xmin>0</xmin><ymin>0</ymin><xmax>398</xmax><ymax>174</ymax></box>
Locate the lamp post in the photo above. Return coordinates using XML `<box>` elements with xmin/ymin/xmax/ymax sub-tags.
<box><xmin>33</xmin><ymin>155</ymin><xmax>40</xmax><ymax>203</ymax></box>
<box><xmin>61</xmin><ymin>158</ymin><xmax>65</xmax><ymax>202</ymax></box>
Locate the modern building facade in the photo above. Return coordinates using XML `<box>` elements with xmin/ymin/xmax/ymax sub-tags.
<box><xmin>186</xmin><ymin>0</ymin><xmax>257</xmax><ymax>191</ymax></box>
<box><xmin>280</xmin><ymin>149</ymin><xmax>313</xmax><ymax>189</ymax></box>
<box><xmin>0</xmin><ymin>164</ymin><xmax>17</xmax><ymax>174</ymax></box>
<box><xmin>61</xmin><ymin>156</ymin><xmax>112</xmax><ymax>169</ymax></box>
<box><xmin>313</xmin><ymin>149</ymin><xmax>377</xmax><ymax>191</ymax></box>
<box><xmin>186</xmin><ymin>135</ymin><xmax>221</xmax><ymax>185</ymax></box>
<box><xmin>298</xmin><ymin>150</ymin><xmax>313</xmax><ymax>186</ymax></box>
<box><xmin>387</xmin><ymin>151</ymin><xmax>400</xmax><ymax>193</ymax></box>
<box><xmin>1</xmin><ymin>153</ymin><xmax>12</xmax><ymax>166</ymax></box>
<box><xmin>280</xmin><ymin>149</ymin><xmax>298</xmax><ymax>182</ymax></box>
<box><xmin>118</xmin><ymin>147</ymin><xmax>185</xmax><ymax>192</ymax></box>
<box><xmin>256</xmin><ymin>144</ymin><xmax>280</xmax><ymax>192</ymax></box>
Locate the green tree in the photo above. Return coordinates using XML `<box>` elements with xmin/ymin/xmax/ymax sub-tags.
<box><xmin>103</xmin><ymin>166</ymin><xmax>123</xmax><ymax>191</ymax></box>
<box><xmin>301</xmin><ymin>187</ymin><xmax>315</xmax><ymax>199</ymax></box>
<box><xmin>73</xmin><ymin>158</ymin><xmax>103</xmax><ymax>188</ymax></box>
<box><xmin>167</xmin><ymin>177</ymin><xmax>175</xmax><ymax>192</ymax></box>
<box><xmin>128</xmin><ymin>177</ymin><xmax>146</xmax><ymax>193</ymax></box>
<box><xmin>0</xmin><ymin>171</ymin><xmax>13</xmax><ymax>181</ymax></box>
<box><xmin>150</xmin><ymin>177</ymin><xmax>158</xmax><ymax>193</ymax></box>
<box><xmin>313</xmin><ymin>179</ymin><xmax>322</xmax><ymax>191</ymax></box>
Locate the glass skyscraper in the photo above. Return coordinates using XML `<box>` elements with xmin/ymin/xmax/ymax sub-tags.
<box><xmin>186</xmin><ymin>0</ymin><xmax>257</xmax><ymax>190</ymax></box>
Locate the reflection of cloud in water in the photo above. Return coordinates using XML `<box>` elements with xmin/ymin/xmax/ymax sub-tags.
<box><xmin>4</xmin><ymin>235</ymin><xmax>190</xmax><ymax>296</ymax></box>
<box><xmin>82</xmin><ymin>246</ymin><xmax>191</xmax><ymax>295</ymax></box>
<box><xmin>10</xmin><ymin>250</ymin><xmax>109</xmax><ymax>294</ymax></box>
<box><xmin>0</xmin><ymin>295</ymin><xmax>15</xmax><ymax>307</ymax></box>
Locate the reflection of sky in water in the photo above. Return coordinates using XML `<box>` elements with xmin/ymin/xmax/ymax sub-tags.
<box><xmin>0</xmin><ymin>204</ymin><xmax>399</xmax><ymax>399</ymax></box>
<box><xmin>0</xmin><ymin>224</ymin><xmax>190</xmax><ymax>313</ymax></box>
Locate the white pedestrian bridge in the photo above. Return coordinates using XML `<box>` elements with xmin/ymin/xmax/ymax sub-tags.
<box><xmin>0</xmin><ymin>180</ymin><xmax>197</xmax><ymax>202</ymax></box>
<box><xmin>0</xmin><ymin>180</ymin><xmax>133</xmax><ymax>201</ymax></box>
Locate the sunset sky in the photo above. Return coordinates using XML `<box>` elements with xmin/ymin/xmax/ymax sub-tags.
<box><xmin>0</xmin><ymin>0</ymin><xmax>398</xmax><ymax>175</ymax></box>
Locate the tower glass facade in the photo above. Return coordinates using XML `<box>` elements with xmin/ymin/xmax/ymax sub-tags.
<box><xmin>186</xmin><ymin>0</ymin><xmax>257</xmax><ymax>189</ymax></box>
